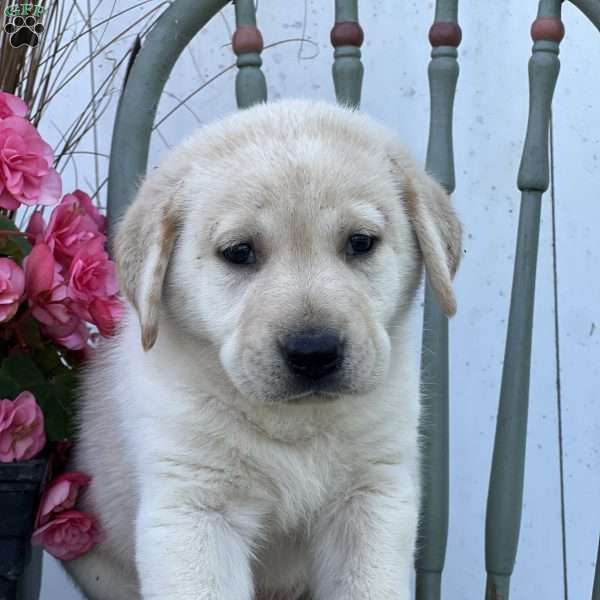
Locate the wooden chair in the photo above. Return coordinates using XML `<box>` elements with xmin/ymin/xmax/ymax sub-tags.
<box><xmin>104</xmin><ymin>1</ymin><xmax>600</xmax><ymax>599</ymax></box>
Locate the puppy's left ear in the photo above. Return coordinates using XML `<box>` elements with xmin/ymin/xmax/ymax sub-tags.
<box><xmin>391</xmin><ymin>155</ymin><xmax>462</xmax><ymax>317</ymax></box>
<box><xmin>113</xmin><ymin>179</ymin><xmax>181</xmax><ymax>351</ymax></box>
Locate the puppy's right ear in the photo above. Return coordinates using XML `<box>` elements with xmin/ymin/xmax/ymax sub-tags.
<box><xmin>113</xmin><ymin>181</ymin><xmax>180</xmax><ymax>351</ymax></box>
<box><xmin>389</xmin><ymin>152</ymin><xmax>462</xmax><ymax>317</ymax></box>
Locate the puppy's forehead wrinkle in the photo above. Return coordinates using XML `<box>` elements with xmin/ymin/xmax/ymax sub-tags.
<box><xmin>200</xmin><ymin>155</ymin><xmax>396</xmax><ymax>249</ymax></box>
<box><xmin>180</xmin><ymin>122</ymin><xmax>395</xmax><ymax>209</ymax></box>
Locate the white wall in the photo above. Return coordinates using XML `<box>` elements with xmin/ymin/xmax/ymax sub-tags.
<box><xmin>36</xmin><ymin>1</ymin><xmax>600</xmax><ymax>598</ymax></box>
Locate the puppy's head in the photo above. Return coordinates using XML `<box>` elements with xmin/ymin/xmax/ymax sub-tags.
<box><xmin>115</xmin><ymin>101</ymin><xmax>461</xmax><ymax>403</ymax></box>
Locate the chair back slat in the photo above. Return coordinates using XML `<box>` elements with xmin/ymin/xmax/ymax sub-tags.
<box><xmin>107</xmin><ymin>0</ymin><xmax>230</xmax><ymax>232</ymax></box>
<box><xmin>233</xmin><ymin>0</ymin><xmax>267</xmax><ymax>108</ymax></box>
<box><xmin>569</xmin><ymin>0</ymin><xmax>600</xmax><ymax>31</ymax></box>
<box><xmin>415</xmin><ymin>2</ymin><xmax>461</xmax><ymax>599</ymax></box>
<box><xmin>484</xmin><ymin>1</ymin><xmax>564</xmax><ymax>598</ymax></box>
<box><xmin>331</xmin><ymin>0</ymin><xmax>363</xmax><ymax>107</ymax></box>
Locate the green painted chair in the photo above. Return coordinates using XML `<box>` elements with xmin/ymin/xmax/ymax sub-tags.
<box><xmin>104</xmin><ymin>1</ymin><xmax>600</xmax><ymax>599</ymax></box>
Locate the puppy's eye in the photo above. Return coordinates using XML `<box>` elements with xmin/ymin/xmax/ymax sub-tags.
<box><xmin>346</xmin><ymin>233</ymin><xmax>376</xmax><ymax>256</ymax></box>
<box><xmin>222</xmin><ymin>243</ymin><xmax>256</xmax><ymax>265</ymax></box>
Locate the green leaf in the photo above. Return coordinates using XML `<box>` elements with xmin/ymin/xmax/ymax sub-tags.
<box><xmin>31</xmin><ymin>347</ymin><xmax>62</xmax><ymax>376</ymax></box>
<box><xmin>51</xmin><ymin>371</ymin><xmax>77</xmax><ymax>417</ymax></box>
<box><xmin>0</xmin><ymin>371</ymin><xmax>20</xmax><ymax>398</ymax></box>
<box><xmin>0</xmin><ymin>338</ymin><xmax>11</xmax><ymax>359</ymax></box>
<box><xmin>0</xmin><ymin>351</ymin><xmax>77</xmax><ymax>441</ymax></box>
<box><xmin>29</xmin><ymin>383</ymin><xmax>70</xmax><ymax>442</ymax></box>
<box><xmin>20</xmin><ymin>317</ymin><xmax>44</xmax><ymax>350</ymax></box>
<box><xmin>0</xmin><ymin>237</ymin><xmax>27</xmax><ymax>262</ymax></box>
<box><xmin>0</xmin><ymin>216</ymin><xmax>31</xmax><ymax>260</ymax></box>
<box><xmin>2</xmin><ymin>353</ymin><xmax>46</xmax><ymax>387</ymax></box>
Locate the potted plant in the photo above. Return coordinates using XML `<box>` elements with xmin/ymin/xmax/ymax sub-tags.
<box><xmin>0</xmin><ymin>451</ymin><xmax>46</xmax><ymax>600</ymax></box>
<box><xmin>0</xmin><ymin>90</ymin><xmax>121</xmax><ymax>600</ymax></box>
<box><xmin>0</xmin><ymin>2</ymin><xmax>169</xmax><ymax>596</ymax></box>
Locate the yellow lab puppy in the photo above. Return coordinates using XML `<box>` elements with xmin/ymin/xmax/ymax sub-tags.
<box><xmin>66</xmin><ymin>100</ymin><xmax>461</xmax><ymax>600</ymax></box>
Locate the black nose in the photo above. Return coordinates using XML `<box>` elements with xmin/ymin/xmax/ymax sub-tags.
<box><xmin>279</xmin><ymin>329</ymin><xmax>343</xmax><ymax>381</ymax></box>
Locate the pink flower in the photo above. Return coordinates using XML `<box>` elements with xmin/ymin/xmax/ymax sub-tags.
<box><xmin>0</xmin><ymin>391</ymin><xmax>46</xmax><ymax>462</ymax></box>
<box><xmin>24</xmin><ymin>243</ymin><xmax>88</xmax><ymax>350</ymax></box>
<box><xmin>27</xmin><ymin>190</ymin><xmax>106</xmax><ymax>268</ymax></box>
<box><xmin>0</xmin><ymin>92</ymin><xmax>27</xmax><ymax>120</ymax></box>
<box><xmin>36</xmin><ymin>472</ymin><xmax>91</xmax><ymax>527</ymax></box>
<box><xmin>66</xmin><ymin>237</ymin><xmax>118</xmax><ymax>312</ymax></box>
<box><xmin>71</xmin><ymin>190</ymin><xmax>106</xmax><ymax>234</ymax></box>
<box><xmin>25</xmin><ymin>210</ymin><xmax>44</xmax><ymax>239</ymax></box>
<box><xmin>0</xmin><ymin>116</ymin><xmax>61</xmax><ymax>210</ymax></box>
<box><xmin>0</xmin><ymin>257</ymin><xmax>24</xmax><ymax>323</ymax></box>
<box><xmin>32</xmin><ymin>510</ymin><xmax>101</xmax><ymax>561</ymax></box>
<box><xmin>44</xmin><ymin>318</ymin><xmax>89</xmax><ymax>350</ymax></box>
<box><xmin>88</xmin><ymin>296</ymin><xmax>123</xmax><ymax>337</ymax></box>
<box><xmin>24</xmin><ymin>243</ymin><xmax>70</xmax><ymax>326</ymax></box>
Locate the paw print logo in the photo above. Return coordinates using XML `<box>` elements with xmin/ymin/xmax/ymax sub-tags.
<box><xmin>4</xmin><ymin>15</ymin><xmax>44</xmax><ymax>48</ymax></box>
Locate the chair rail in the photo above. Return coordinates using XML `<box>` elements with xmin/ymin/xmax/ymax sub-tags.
<box><xmin>106</xmin><ymin>0</ymin><xmax>230</xmax><ymax>231</ymax></box>
<box><xmin>569</xmin><ymin>0</ymin><xmax>600</xmax><ymax>31</ymax></box>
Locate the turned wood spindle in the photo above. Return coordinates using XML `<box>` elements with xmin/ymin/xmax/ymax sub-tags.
<box><xmin>232</xmin><ymin>0</ymin><xmax>267</xmax><ymax>109</ymax></box>
<box><xmin>485</xmin><ymin>2</ymin><xmax>564</xmax><ymax>599</ymax></box>
<box><xmin>331</xmin><ymin>0</ymin><xmax>364</xmax><ymax>107</ymax></box>
<box><xmin>415</xmin><ymin>3</ymin><xmax>461</xmax><ymax>599</ymax></box>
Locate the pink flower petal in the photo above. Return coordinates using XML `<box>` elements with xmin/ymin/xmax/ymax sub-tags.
<box><xmin>36</xmin><ymin>471</ymin><xmax>91</xmax><ymax>526</ymax></box>
<box><xmin>0</xmin><ymin>92</ymin><xmax>28</xmax><ymax>120</ymax></box>
<box><xmin>32</xmin><ymin>510</ymin><xmax>100</xmax><ymax>561</ymax></box>
<box><xmin>0</xmin><ymin>391</ymin><xmax>45</xmax><ymax>462</ymax></box>
<box><xmin>24</xmin><ymin>243</ymin><xmax>56</xmax><ymax>299</ymax></box>
<box><xmin>35</xmin><ymin>168</ymin><xmax>62</xmax><ymax>206</ymax></box>
<box><xmin>0</xmin><ymin>258</ymin><xmax>24</xmax><ymax>324</ymax></box>
<box><xmin>0</xmin><ymin>116</ymin><xmax>60</xmax><ymax>209</ymax></box>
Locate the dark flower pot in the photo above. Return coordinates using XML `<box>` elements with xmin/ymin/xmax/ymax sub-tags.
<box><xmin>0</xmin><ymin>459</ymin><xmax>48</xmax><ymax>600</ymax></box>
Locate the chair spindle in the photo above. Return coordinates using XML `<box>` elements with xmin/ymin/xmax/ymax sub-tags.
<box><xmin>331</xmin><ymin>0</ymin><xmax>363</xmax><ymax>107</ymax></box>
<box><xmin>415</xmin><ymin>2</ymin><xmax>461</xmax><ymax>600</ymax></box>
<box><xmin>233</xmin><ymin>0</ymin><xmax>267</xmax><ymax>108</ymax></box>
<box><xmin>484</xmin><ymin>2</ymin><xmax>564</xmax><ymax>599</ymax></box>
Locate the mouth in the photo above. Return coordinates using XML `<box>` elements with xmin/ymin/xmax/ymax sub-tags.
<box><xmin>284</xmin><ymin>389</ymin><xmax>342</xmax><ymax>404</ymax></box>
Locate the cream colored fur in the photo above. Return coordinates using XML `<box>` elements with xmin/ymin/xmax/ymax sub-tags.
<box><xmin>64</xmin><ymin>100</ymin><xmax>461</xmax><ymax>600</ymax></box>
